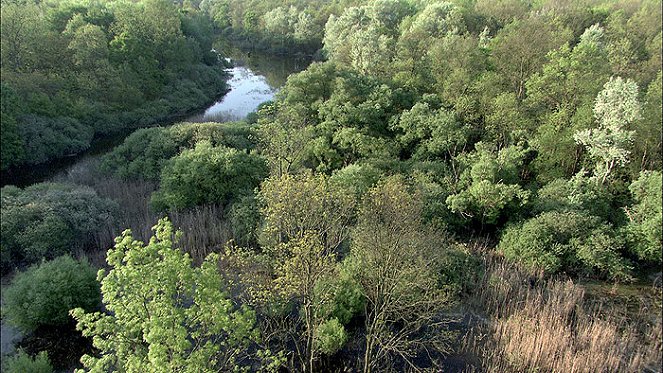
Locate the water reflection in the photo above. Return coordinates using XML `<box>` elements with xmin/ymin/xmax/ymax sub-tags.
<box><xmin>187</xmin><ymin>49</ymin><xmax>310</xmax><ymax>123</ymax></box>
<box><xmin>186</xmin><ymin>65</ymin><xmax>276</xmax><ymax>122</ymax></box>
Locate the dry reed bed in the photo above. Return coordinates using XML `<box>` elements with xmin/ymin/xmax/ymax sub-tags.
<box><xmin>461</xmin><ymin>256</ymin><xmax>662</xmax><ymax>373</ymax></box>
<box><xmin>55</xmin><ymin>158</ymin><xmax>231</xmax><ymax>266</ymax></box>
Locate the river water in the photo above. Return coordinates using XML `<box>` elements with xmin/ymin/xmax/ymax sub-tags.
<box><xmin>1</xmin><ymin>49</ymin><xmax>309</xmax><ymax>188</ymax></box>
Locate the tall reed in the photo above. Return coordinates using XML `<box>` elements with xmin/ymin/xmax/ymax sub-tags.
<box><xmin>460</xmin><ymin>254</ymin><xmax>662</xmax><ymax>372</ymax></box>
<box><xmin>54</xmin><ymin>158</ymin><xmax>234</xmax><ymax>265</ymax></box>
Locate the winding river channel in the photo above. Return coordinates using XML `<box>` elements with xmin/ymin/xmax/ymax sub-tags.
<box><xmin>1</xmin><ymin>48</ymin><xmax>310</xmax><ymax>188</ymax></box>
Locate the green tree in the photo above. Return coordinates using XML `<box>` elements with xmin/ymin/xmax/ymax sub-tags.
<box><xmin>624</xmin><ymin>171</ymin><xmax>662</xmax><ymax>263</ymax></box>
<box><xmin>527</xmin><ymin>24</ymin><xmax>613</xmax><ymax>181</ymax></box>
<box><xmin>71</xmin><ymin>218</ymin><xmax>260</xmax><ymax>372</ymax></box>
<box><xmin>3</xmin><ymin>350</ymin><xmax>53</xmax><ymax>373</ymax></box>
<box><xmin>491</xmin><ymin>16</ymin><xmax>572</xmax><ymax>99</ymax></box>
<box><xmin>632</xmin><ymin>70</ymin><xmax>662</xmax><ymax>172</ymax></box>
<box><xmin>574</xmin><ymin>76</ymin><xmax>640</xmax><ymax>184</ymax></box>
<box><xmin>271</xmin><ymin>232</ymin><xmax>337</xmax><ymax>372</ymax></box>
<box><xmin>151</xmin><ymin>141</ymin><xmax>268</xmax><ymax>210</ymax></box>
<box><xmin>446</xmin><ymin>143</ymin><xmax>530</xmax><ymax>227</ymax></box>
<box><xmin>2</xmin><ymin>255</ymin><xmax>101</xmax><ymax>334</ymax></box>
<box><xmin>392</xmin><ymin>101</ymin><xmax>469</xmax><ymax>160</ymax></box>
<box><xmin>256</xmin><ymin>103</ymin><xmax>314</xmax><ymax>176</ymax></box>
<box><xmin>258</xmin><ymin>172</ymin><xmax>356</xmax><ymax>252</ymax></box>
<box><xmin>351</xmin><ymin>177</ymin><xmax>450</xmax><ymax>372</ymax></box>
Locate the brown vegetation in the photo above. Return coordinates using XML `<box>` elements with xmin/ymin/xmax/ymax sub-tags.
<box><xmin>55</xmin><ymin>158</ymin><xmax>232</xmax><ymax>266</ymax></box>
<box><xmin>460</xmin><ymin>255</ymin><xmax>662</xmax><ymax>373</ymax></box>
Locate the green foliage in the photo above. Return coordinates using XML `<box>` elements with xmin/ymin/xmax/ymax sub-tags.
<box><xmin>1</xmin><ymin>183</ymin><xmax>116</xmax><ymax>271</ymax></box>
<box><xmin>71</xmin><ymin>218</ymin><xmax>260</xmax><ymax>372</ymax></box>
<box><xmin>258</xmin><ymin>172</ymin><xmax>356</xmax><ymax>252</ymax></box>
<box><xmin>437</xmin><ymin>244</ymin><xmax>483</xmax><ymax>296</ymax></box>
<box><xmin>393</xmin><ymin>101</ymin><xmax>469</xmax><ymax>160</ymax></box>
<box><xmin>101</xmin><ymin>122</ymin><xmax>255</xmax><ymax>180</ymax></box>
<box><xmin>2</xmin><ymin>350</ymin><xmax>53</xmax><ymax>373</ymax></box>
<box><xmin>533</xmin><ymin>173</ymin><xmax>614</xmax><ymax>221</ymax></box>
<box><xmin>574</xmin><ymin>76</ymin><xmax>640</xmax><ymax>184</ymax></box>
<box><xmin>313</xmin><ymin>259</ymin><xmax>364</xmax><ymax>325</ymax></box>
<box><xmin>329</xmin><ymin>163</ymin><xmax>383</xmax><ymax>197</ymax></box>
<box><xmin>314</xmin><ymin>318</ymin><xmax>347</xmax><ymax>355</ymax></box>
<box><xmin>151</xmin><ymin>141</ymin><xmax>268</xmax><ymax>211</ymax></box>
<box><xmin>0</xmin><ymin>0</ymin><xmax>226</xmax><ymax>168</ymax></box>
<box><xmin>499</xmin><ymin>211</ymin><xmax>631</xmax><ymax>280</ymax></box>
<box><xmin>228</xmin><ymin>195</ymin><xmax>262</xmax><ymax>247</ymax></box>
<box><xmin>446</xmin><ymin>143</ymin><xmax>530</xmax><ymax>226</ymax></box>
<box><xmin>2</xmin><ymin>255</ymin><xmax>101</xmax><ymax>334</ymax></box>
<box><xmin>624</xmin><ymin>171</ymin><xmax>662</xmax><ymax>263</ymax></box>
<box><xmin>632</xmin><ymin>70</ymin><xmax>662</xmax><ymax>172</ymax></box>
<box><xmin>18</xmin><ymin>115</ymin><xmax>94</xmax><ymax>165</ymax></box>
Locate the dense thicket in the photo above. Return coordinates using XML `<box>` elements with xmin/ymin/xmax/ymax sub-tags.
<box><xmin>0</xmin><ymin>0</ymin><xmax>227</xmax><ymax>170</ymax></box>
<box><xmin>0</xmin><ymin>182</ymin><xmax>116</xmax><ymax>272</ymax></box>
<box><xmin>100</xmin><ymin>121</ymin><xmax>256</xmax><ymax>180</ymax></box>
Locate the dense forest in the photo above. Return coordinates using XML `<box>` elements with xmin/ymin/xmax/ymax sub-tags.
<box><xmin>1</xmin><ymin>0</ymin><xmax>661</xmax><ymax>372</ymax></box>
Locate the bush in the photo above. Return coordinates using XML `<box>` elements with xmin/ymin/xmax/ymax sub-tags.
<box><xmin>314</xmin><ymin>318</ymin><xmax>347</xmax><ymax>355</ymax></box>
<box><xmin>499</xmin><ymin>211</ymin><xmax>631</xmax><ymax>280</ymax></box>
<box><xmin>1</xmin><ymin>183</ymin><xmax>117</xmax><ymax>271</ymax></box>
<box><xmin>151</xmin><ymin>141</ymin><xmax>268</xmax><ymax>211</ymax></box>
<box><xmin>624</xmin><ymin>171</ymin><xmax>662</xmax><ymax>263</ymax></box>
<box><xmin>18</xmin><ymin>115</ymin><xmax>93</xmax><ymax>165</ymax></box>
<box><xmin>2</xmin><ymin>350</ymin><xmax>53</xmax><ymax>373</ymax></box>
<box><xmin>2</xmin><ymin>255</ymin><xmax>101</xmax><ymax>334</ymax></box>
<box><xmin>100</xmin><ymin>122</ymin><xmax>256</xmax><ymax>180</ymax></box>
<box><xmin>313</xmin><ymin>259</ymin><xmax>364</xmax><ymax>325</ymax></box>
<box><xmin>228</xmin><ymin>195</ymin><xmax>261</xmax><ymax>247</ymax></box>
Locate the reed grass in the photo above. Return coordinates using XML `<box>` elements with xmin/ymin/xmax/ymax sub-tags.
<box><xmin>54</xmin><ymin>158</ymin><xmax>234</xmax><ymax>265</ymax></box>
<box><xmin>460</xmin><ymin>254</ymin><xmax>662</xmax><ymax>373</ymax></box>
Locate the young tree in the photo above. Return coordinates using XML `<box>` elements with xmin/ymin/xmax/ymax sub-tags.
<box><xmin>71</xmin><ymin>218</ymin><xmax>261</xmax><ymax>372</ymax></box>
<box><xmin>574</xmin><ymin>76</ymin><xmax>641</xmax><ymax>184</ymax></box>
<box><xmin>271</xmin><ymin>233</ymin><xmax>337</xmax><ymax>372</ymax></box>
<box><xmin>258</xmin><ymin>172</ymin><xmax>356</xmax><ymax>252</ymax></box>
<box><xmin>351</xmin><ymin>177</ymin><xmax>450</xmax><ymax>372</ymax></box>
<box><xmin>624</xmin><ymin>171</ymin><xmax>662</xmax><ymax>263</ymax></box>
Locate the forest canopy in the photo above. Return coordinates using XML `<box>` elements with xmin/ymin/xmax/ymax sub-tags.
<box><xmin>1</xmin><ymin>0</ymin><xmax>661</xmax><ymax>372</ymax></box>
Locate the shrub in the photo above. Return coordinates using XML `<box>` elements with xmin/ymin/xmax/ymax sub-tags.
<box><xmin>18</xmin><ymin>115</ymin><xmax>93</xmax><ymax>165</ymax></box>
<box><xmin>100</xmin><ymin>122</ymin><xmax>256</xmax><ymax>180</ymax></box>
<box><xmin>151</xmin><ymin>141</ymin><xmax>268</xmax><ymax>211</ymax></box>
<box><xmin>2</xmin><ymin>350</ymin><xmax>53</xmax><ymax>373</ymax></box>
<box><xmin>499</xmin><ymin>211</ymin><xmax>631</xmax><ymax>280</ymax></box>
<box><xmin>228</xmin><ymin>195</ymin><xmax>261</xmax><ymax>247</ymax></box>
<box><xmin>1</xmin><ymin>183</ymin><xmax>117</xmax><ymax>271</ymax></box>
<box><xmin>313</xmin><ymin>259</ymin><xmax>364</xmax><ymax>325</ymax></box>
<box><xmin>624</xmin><ymin>171</ymin><xmax>662</xmax><ymax>263</ymax></box>
<box><xmin>314</xmin><ymin>318</ymin><xmax>348</xmax><ymax>355</ymax></box>
<box><xmin>2</xmin><ymin>255</ymin><xmax>101</xmax><ymax>334</ymax></box>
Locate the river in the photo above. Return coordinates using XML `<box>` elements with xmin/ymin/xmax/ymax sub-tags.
<box><xmin>0</xmin><ymin>47</ymin><xmax>310</xmax><ymax>362</ymax></box>
<box><xmin>0</xmin><ymin>48</ymin><xmax>310</xmax><ymax>188</ymax></box>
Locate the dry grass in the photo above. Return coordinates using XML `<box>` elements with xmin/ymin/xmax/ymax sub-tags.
<box><xmin>54</xmin><ymin>158</ymin><xmax>234</xmax><ymax>265</ymax></box>
<box><xmin>460</xmin><ymin>255</ymin><xmax>662</xmax><ymax>373</ymax></box>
